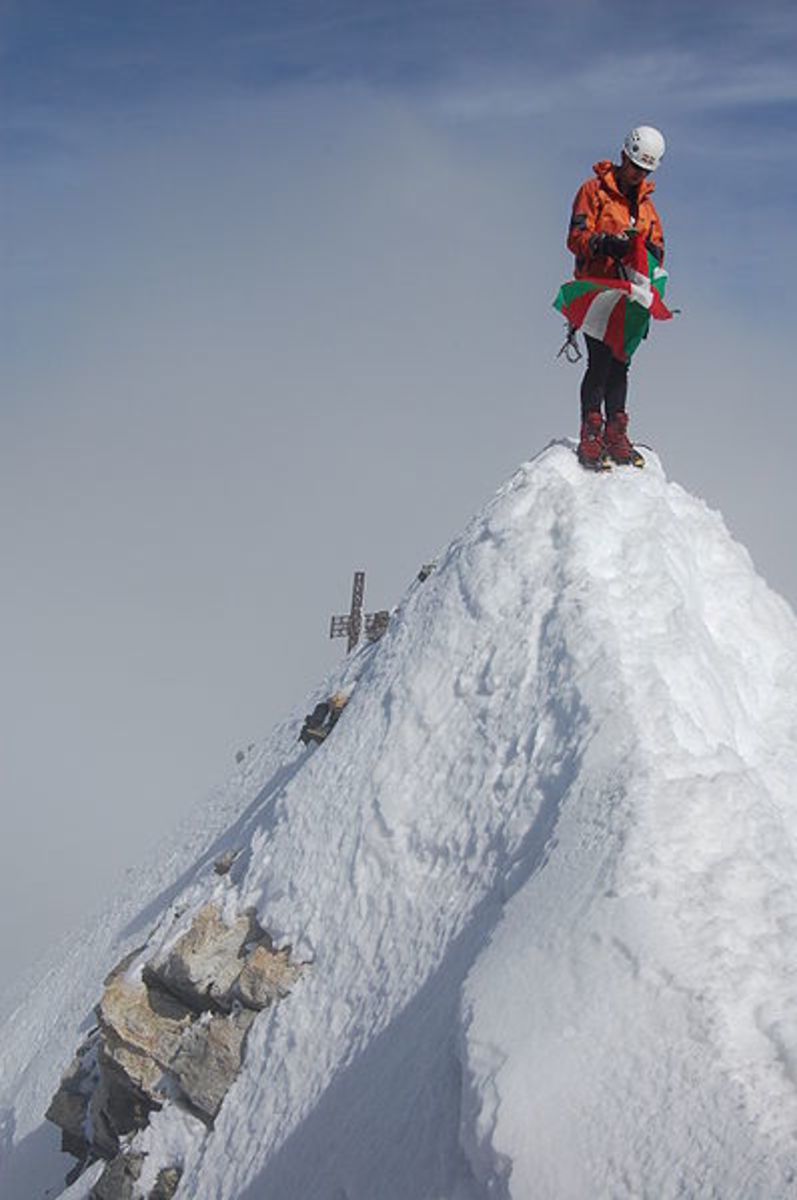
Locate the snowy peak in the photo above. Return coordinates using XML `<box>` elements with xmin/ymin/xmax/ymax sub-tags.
<box><xmin>3</xmin><ymin>443</ymin><xmax>797</xmax><ymax>1199</ymax></box>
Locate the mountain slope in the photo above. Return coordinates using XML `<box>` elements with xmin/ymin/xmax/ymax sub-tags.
<box><xmin>2</xmin><ymin>442</ymin><xmax>797</xmax><ymax>1200</ymax></box>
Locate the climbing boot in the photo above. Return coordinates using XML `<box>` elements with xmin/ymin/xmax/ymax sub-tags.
<box><xmin>604</xmin><ymin>411</ymin><xmax>644</xmax><ymax>467</ymax></box>
<box><xmin>577</xmin><ymin>410</ymin><xmax>609</xmax><ymax>470</ymax></box>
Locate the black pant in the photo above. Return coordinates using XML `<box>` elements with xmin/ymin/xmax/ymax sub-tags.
<box><xmin>580</xmin><ymin>335</ymin><xmax>628</xmax><ymax>421</ymax></box>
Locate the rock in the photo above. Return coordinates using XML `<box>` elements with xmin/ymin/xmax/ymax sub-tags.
<box><xmin>149</xmin><ymin>1165</ymin><xmax>183</xmax><ymax>1199</ymax></box>
<box><xmin>146</xmin><ymin>904</ymin><xmax>268</xmax><ymax>1013</ymax></box>
<box><xmin>366</xmin><ymin>610</ymin><xmax>390</xmax><ymax>641</ymax></box>
<box><xmin>44</xmin><ymin>1034</ymin><xmax>99</xmax><ymax>1160</ymax></box>
<box><xmin>170</xmin><ymin>1007</ymin><xmax>256</xmax><ymax>1121</ymax></box>
<box><xmin>47</xmin><ymin>901</ymin><xmax>303</xmax><ymax>1190</ymax></box>
<box><xmin>214</xmin><ymin>849</ymin><xmax>240</xmax><ymax>876</ymax></box>
<box><xmin>99</xmin><ymin>967</ymin><xmax>193</xmax><ymax>1092</ymax></box>
<box><xmin>236</xmin><ymin>943</ymin><xmax>301</xmax><ymax>1009</ymax></box>
<box><xmin>46</xmin><ymin>1084</ymin><xmax>89</xmax><ymax>1153</ymax></box>
<box><xmin>88</xmin><ymin>1047</ymin><xmax>160</xmax><ymax>1159</ymax></box>
<box><xmin>90</xmin><ymin>1150</ymin><xmax>144</xmax><ymax>1200</ymax></box>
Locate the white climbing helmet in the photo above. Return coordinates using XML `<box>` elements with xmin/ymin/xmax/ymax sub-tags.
<box><xmin>622</xmin><ymin>125</ymin><xmax>666</xmax><ymax>171</ymax></box>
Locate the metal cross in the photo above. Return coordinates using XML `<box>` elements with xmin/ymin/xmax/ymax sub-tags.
<box><xmin>330</xmin><ymin>571</ymin><xmax>389</xmax><ymax>652</ymax></box>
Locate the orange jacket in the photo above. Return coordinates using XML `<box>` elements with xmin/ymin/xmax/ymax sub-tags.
<box><xmin>567</xmin><ymin>160</ymin><xmax>664</xmax><ymax>279</ymax></box>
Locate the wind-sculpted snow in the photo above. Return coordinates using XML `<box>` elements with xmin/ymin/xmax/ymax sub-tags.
<box><xmin>2</xmin><ymin>442</ymin><xmax>797</xmax><ymax>1199</ymax></box>
<box><xmin>459</xmin><ymin>451</ymin><xmax>797</xmax><ymax>1198</ymax></box>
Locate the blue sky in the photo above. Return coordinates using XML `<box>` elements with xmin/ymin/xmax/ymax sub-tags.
<box><xmin>4</xmin><ymin>1</ymin><xmax>797</xmax><ymax>337</ymax></box>
<box><xmin>2</xmin><ymin>1</ymin><xmax>796</xmax><ymax>987</ymax></box>
<box><xmin>4</xmin><ymin>2</ymin><xmax>796</xmax><ymax>98</ymax></box>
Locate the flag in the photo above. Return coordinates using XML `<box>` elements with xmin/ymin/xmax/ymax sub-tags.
<box><xmin>553</xmin><ymin>233</ymin><xmax>673</xmax><ymax>362</ymax></box>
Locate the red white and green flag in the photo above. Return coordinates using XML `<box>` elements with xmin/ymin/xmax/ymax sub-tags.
<box><xmin>553</xmin><ymin>233</ymin><xmax>673</xmax><ymax>362</ymax></box>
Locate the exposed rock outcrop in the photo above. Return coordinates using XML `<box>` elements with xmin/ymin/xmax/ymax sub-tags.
<box><xmin>91</xmin><ymin>1150</ymin><xmax>143</xmax><ymax>1200</ymax></box>
<box><xmin>91</xmin><ymin>1154</ymin><xmax>183</xmax><ymax>1200</ymax></box>
<box><xmin>213</xmin><ymin>848</ymin><xmax>241</xmax><ymax>876</ymax></box>
<box><xmin>150</xmin><ymin>1166</ymin><xmax>184</xmax><ymax>1199</ymax></box>
<box><xmin>144</xmin><ymin>904</ymin><xmax>264</xmax><ymax>1015</ymax></box>
<box><xmin>46</xmin><ymin>902</ymin><xmax>301</xmax><ymax>1194</ymax></box>
<box><xmin>169</xmin><ymin>1007</ymin><xmax>256</xmax><ymax>1120</ymax></box>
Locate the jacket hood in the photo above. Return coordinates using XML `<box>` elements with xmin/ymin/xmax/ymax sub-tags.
<box><xmin>593</xmin><ymin>158</ymin><xmax>656</xmax><ymax>199</ymax></box>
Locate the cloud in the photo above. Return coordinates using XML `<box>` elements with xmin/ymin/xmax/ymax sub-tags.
<box><xmin>435</xmin><ymin>43</ymin><xmax>797</xmax><ymax>124</ymax></box>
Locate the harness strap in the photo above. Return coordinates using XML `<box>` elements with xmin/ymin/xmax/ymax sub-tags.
<box><xmin>556</xmin><ymin>323</ymin><xmax>582</xmax><ymax>364</ymax></box>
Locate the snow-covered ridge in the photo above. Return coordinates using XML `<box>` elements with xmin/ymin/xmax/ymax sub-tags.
<box><xmin>3</xmin><ymin>442</ymin><xmax>797</xmax><ymax>1199</ymax></box>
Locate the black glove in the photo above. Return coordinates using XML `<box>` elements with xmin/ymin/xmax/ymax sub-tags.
<box><xmin>592</xmin><ymin>233</ymin><xmax>632</xmax><ymax>261</ymax></box>
<box><xmin>645</xmin><ymin>237</ymin><xmax>664</xmax><ymax>264</ymax></box>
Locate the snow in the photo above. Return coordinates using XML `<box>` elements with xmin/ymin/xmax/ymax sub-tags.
<box><xmin>2</xmin><ymin>441</ymin><xmax>797</xmax><ymax>1199</ymax></box>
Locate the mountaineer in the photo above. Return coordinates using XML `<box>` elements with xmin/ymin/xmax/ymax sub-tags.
<box><xmin>565</xmin><ymin>126</ymin><xmax>666</xmax><ymax>469</ymax></box>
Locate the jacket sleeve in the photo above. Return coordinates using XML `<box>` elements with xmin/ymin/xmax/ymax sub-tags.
<box><xmin>567</xmin><ymin>180</ymin><xmax>602</xmax><ymax>264</ymax></box>
<box><xmin>645</xmin><ymin>202</ymin><xmax>665</xmax><ymax>264</ymax></box>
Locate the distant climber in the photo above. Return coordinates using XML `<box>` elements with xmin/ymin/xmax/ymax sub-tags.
<box><xmin>557</xmin><ymin>125</ymin><xmax>669</xmax><ymax>470</ymax></box>
<box><xmin>299</xmin><ymin>691</ymin><xmax>349</xmax><ymax>745</ymax></box>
